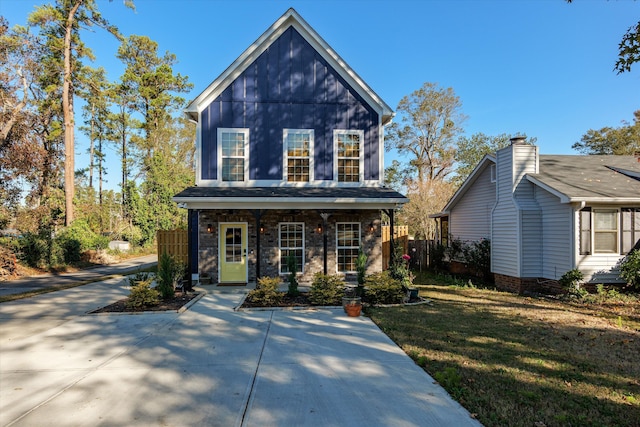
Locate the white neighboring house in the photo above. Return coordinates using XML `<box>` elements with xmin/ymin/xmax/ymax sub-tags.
<box><xmin>433</xmin><ymin>137</ymin><xmax>640</xmax><ymax>293</ymax></box>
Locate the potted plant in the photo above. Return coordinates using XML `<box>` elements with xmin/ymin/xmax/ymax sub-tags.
<box><xmin>342</xmin><ymin>287</ymin><xmax>362</xmax><ymax>316</ymax></box>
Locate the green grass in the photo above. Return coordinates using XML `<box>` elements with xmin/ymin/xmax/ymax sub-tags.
<box><xmin>366</xmin><ymin>275</ymin><xmax>640</xmax><ymax>427</ymax></box>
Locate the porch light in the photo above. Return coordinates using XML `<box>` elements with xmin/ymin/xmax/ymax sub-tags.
<box><xmin>316</xmin><ymin>224</ymin><xmax>323</xmax><ymax>234</ymax></box>
<box><xmin>259</xmin><ymin>224</ymin><xmax>265</xmax><ymax>234</ymax></box>
<box><xmin>368</xmin><ymin>222</ymin><xmax>375</xmax><ymax>233</ymax></box>
<box><xmin>207</xmin><ymin>224</ymin><xmax>213</xmax><ymax>233</ymax></box>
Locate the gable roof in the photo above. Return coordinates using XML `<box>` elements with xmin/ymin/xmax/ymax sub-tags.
<box><xmin>185</xmin><ymin>8</ymin><xmax>394</xmax><ymax>125</ymax></box>
<box><xmin>527</xmin><ymin>155</ymin><xmax>640</xmax><ymax>203</ymax></box>
<box><xmin>433</xmin><ymin>154</ymin><xmax>496</xmax><ymax>216</ymax></box>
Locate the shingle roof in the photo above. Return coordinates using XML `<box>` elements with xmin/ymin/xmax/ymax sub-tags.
<box><xmin>528</xmin><ymin>155</ymin><xmax>640</xmax><ymax>202</ymax></box>
<box><xmin>173</xmin><ymin>186</ymin><xmax>408</xmax><ymax>209</ymax></box>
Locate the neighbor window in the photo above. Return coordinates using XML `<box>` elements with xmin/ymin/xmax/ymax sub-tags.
<box><xmin>279</xmin><ymin>223</ymin><xmax>304</xmax><ymax>274</ymax></box>
<box><xmin>284</xmin><ymin>129</ymin><xmax>313</xmax><ymax>182</ymax></box>
<box><xmin>579</xmin><ymin>207</ymin><xmax>634</xmax><ymax>255</ymax></box>
<box><xmin>621</xmin><ymin>208</ymin><xmax>640</xmax><ymax>254</ymax></box>
<box><xmin>335</xmin><ymin>130</ymin><xmax>363</xmax><ymax>182</ymax></box>
<box><xmin>337</xmin><ymin>223</ymin><xmax>360</xmax><ymax>272</ymax></box>
<box><xmin>593</xmin><ymin>209</ymin><xmax>618</xmax><ymax>253</ymax></box>
<box><xmin>218</xmin><ymin>128</ymin><xmax>248</xmax><ymax>182</ymax></box>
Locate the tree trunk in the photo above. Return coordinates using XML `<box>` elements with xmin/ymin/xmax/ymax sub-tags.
<box><xmin>62</xmin><ymin>0</ymin><xmax>83</xmax><ymax>226</ymax></box>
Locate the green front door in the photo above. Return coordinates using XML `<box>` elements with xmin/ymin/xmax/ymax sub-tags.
<box><xmin>219</xmin><ymin>223</ymin><xmax>247</xmax><ymax>283</ymax></box>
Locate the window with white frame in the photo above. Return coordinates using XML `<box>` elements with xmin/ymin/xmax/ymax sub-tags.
<box><xmin>337</xmin><ymin>223</ymin><xmax>360</xmax><ymax>272</ymax></box>
<box><xmin>284</xmin><ymin>129</ymin><xmax>313</xmax><ymax>182</ymax></box>
<box><xmin>279</xmin><ymin>223</ymin><xmax>304</xmax><ymax>274</ymax></box>
<box><xmin>579</xmin><ymin>207</ymin><xmax>639</xmax><ymax>255</ymax></box>
<box><xmin>218</xmin><ymin>128</ymin><xmax>248</xmax><ymax>182</ymax></box>
<box><xmin>593</xmin><ymin>209</ymin><xmax>618</xmax><ymax>253</ymax></box>
<box><xmin>335</xmin><ymin>130</ymin><xmax>363</xmax><ymax>182</ymax></box>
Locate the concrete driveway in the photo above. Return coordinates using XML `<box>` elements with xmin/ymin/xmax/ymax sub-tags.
<box><xmin>0</xmin><ymin>277</ymin><xmax>481</xmax><ymax>427</ymax></box>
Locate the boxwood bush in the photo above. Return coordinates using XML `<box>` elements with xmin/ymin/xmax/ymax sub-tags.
<box><xmin>309</xmin><ymin>273</ymin><xmax>345</xmax><ymax>305</ymax></box>
<box><xmin>364</xmin><ymin>271</ymin><xmax>405</xmax><ymax>305</ymax></box>
<box><xmin>247</xmin><ymin>276</ymin><xmax>283</xmax><ymax>306</ymax></box>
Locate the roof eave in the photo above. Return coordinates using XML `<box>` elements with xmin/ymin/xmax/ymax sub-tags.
<box><xmin>172</xmin><ymin>195</ymin><xmax>408</xmax><ymax>210</ymax></box>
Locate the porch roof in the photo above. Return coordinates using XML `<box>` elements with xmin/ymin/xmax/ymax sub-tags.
<box><xmin>173</xmin><ymin>186</ymin><xmax>408</xmax><ymax>210</ymax></box>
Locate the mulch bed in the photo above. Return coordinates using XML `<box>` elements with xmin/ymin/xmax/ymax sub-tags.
<box><xmin>240</xmin><ymin>292</ymin><xmax>425</xmax><ymax>308</ymax></box>
<box><xmin>90</xmin><ymin>292</ymin><xmax>200</xmax><ymax>313</ymax></box>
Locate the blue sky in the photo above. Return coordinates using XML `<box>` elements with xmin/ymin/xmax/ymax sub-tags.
<box><xmin>2</xmin><ymin>0</ymin><xmax>639</xmax><ymax>191</ymax></box>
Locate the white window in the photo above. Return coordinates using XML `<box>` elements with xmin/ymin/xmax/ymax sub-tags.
<box><xmin>284</xmin><ymin>129</ymin><xmax>314</xmax><ymax>182</ymax></box>
<box><xmin>593</xmin><ymin>209</ymin><xmax>618</xmax><ymax>254</ymax></box>
<box><xmin>218</xmin><ymin>128</ymin><xmax>248</xmax><ymax>182</ymax></box>
<box><xmin>334</xmin><ymin>130</ymin><xmax>364</xmax><ymax>182</ymax></box>
<box><xmin>279</xmin><ymin>223</ymin><xmax>304</xmax><ymax>274</ymax></box>
<box><xmin>336</xmin><ymin>223</ymin><xmax>360</xmax><ymax>272</ymax></box>
<box><xmin>490</xmin><ymin>164</ymin><xmax>496</xmax><ymax>183</ymax></box>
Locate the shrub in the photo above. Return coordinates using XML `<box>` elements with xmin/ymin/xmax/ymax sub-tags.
<box><xmin>559</xmin><ymin>268</ymin><xmax>587</xmax><ymax>299</ymax></box>
<box><xmin>364</xmin><ymin>271</ymin><xmax>405</xmax><ymax>305</ymax></box>
<box><xmin>17</xmin><ymin>232</ymin><xmax>50</xmax><ymax>268</ymax></box>
<box><xmin>309</xmin><ymin>273</ymin><xmax>345</xmax><ymax>305</ymax></box>
<box><xmin>126</xmin><ymin>278</ymin><xmax>160</xmax><ymax>309</ymax></box>
<box><xmin>430</xmin><ymin>242</ymin><xmax>447</xmax><ymax>271</ymax></box>
<box><xmin>156</xmin><ymin>252</ymin><xmax>185</xmax><ymax>299</ymax></box>
<box><xmin>247</xmin><ymin>276</ymin><xmax>283</xmax><ymax>306</ymax></box>
<box><xmin>620</xmin><ymin>249</ymin><xmax>640</xmax><ymax>291</ymax></box>
<box><xmin>463</xmin><ymin>239</ymin><xmax>491</xmax><ymax>278</ymax></box>
<box><xmin>286</xmin><ymin>252</ymin><xmax>299</xmax><ymax>297</ymax></box>
<box><xmin>55</xmin><ymin>220</ymin><xmax>107</xmax><ymax>264</ymax></box>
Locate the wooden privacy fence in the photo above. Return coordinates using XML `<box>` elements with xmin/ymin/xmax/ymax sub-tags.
<box><xmin>157</xmin><ymin>230</ymin><xmax>189</xmax><ymax>266</ymax></box>
<box><xmin>382</xmin><ymin>225</ymin><xmax>410</xmax><ymax>270</ymax></box>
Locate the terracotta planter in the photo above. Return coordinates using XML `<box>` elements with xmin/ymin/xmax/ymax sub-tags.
<box><xmin>343</xmin><ymin>297</ymin><xmax>362</xmax><ymax>317</ymax></box>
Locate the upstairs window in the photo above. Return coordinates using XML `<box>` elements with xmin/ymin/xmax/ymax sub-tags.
<box><xmin>218</xmin><ymin>128</ymin><xmax>248</xmax><ymax>182</ymax></box>
<box><xmin>284</xmin><ymin>129</ymin><xmax>313</xmax><ymax>182</ymax></box>
<box><xmin>335</xmin><ymin>130</ymin><xmax>363</xmax><ymax>182</ymax></box>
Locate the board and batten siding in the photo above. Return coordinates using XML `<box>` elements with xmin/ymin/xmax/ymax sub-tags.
<box><xmin>449</xmin><ymin>164</ymin><xmax>495</xmax><ymax>242</ymax></box>
<box><xmin>199</xmin><ymin>26</ymin><xmax>379</xmax><ymax>183</ymax></box>
<box><xmin>534</xmin><ymin>187</ymin><xmax>573</xmax><ymax>280</ymax></box>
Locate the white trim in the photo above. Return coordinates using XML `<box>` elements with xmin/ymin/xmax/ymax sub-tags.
<box><xmin>283</xmin><ymin>129</ymin><xmax>315</xmax><ymax>183</ymax></box>
<box><xmin>333</xmin><ymin>130</ymin><xmax>365</xmax><ymax>183</ymax></box>
<box><xmin>336</xmin><ymin>222</ymin><xmax>361</xmax><ymax>273</ymax></box>
<box><xmin>278</xmin><ymin>222</ymin><xmax>305</xmax><ymax>274</ymax></box>
<box><xmin>593</xmin><ymin>208</ymin><xmax>619</xmax><ymax>254</ymax></box>
<box><xmin>490</xmin><ymin>164</ymin><xmax>497</xmax><ymax>183</ymax></box>
<box><xmin>184</xmin><ymin>8</ymin><xmax>393</xmax><ymax>125</ymax></box>
<box><xmin>217</xmin><ymin>128</ymin><xmax>250</xmax><ymax>183</ymax></box>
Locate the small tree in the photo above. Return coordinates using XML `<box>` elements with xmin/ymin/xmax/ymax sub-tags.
<box><xmin>355</xmin><ymin>246</ymin><xmax>367</xmax><ymax>297</ymax></box>
<box><xmin>286</xmin><ymin>252</ymin><xmax>299</xmax><ymax>297</ymax></box>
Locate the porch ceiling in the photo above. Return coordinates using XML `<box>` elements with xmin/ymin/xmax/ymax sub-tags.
<box><xmin>173</xmin><ymin>186</ymin><xmax>408</xmax><ymax>210</ymax></box>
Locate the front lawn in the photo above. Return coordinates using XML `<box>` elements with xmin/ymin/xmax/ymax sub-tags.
<box><xmin>367</xmin><ymin>275</ymin><xmax>640</xmax><ymax>427</ymax></box>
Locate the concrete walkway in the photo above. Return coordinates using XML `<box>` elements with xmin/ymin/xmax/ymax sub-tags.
<box><xmin>0</xmin><ymin>277</ymin><xmax>481</xmax><ymax>426</ymax></box>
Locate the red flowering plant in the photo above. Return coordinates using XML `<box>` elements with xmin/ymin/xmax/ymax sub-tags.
<box><xmin>389</xmin><ymin>244</ymin><xmax>414</xmax><ymax>289</ymax></box>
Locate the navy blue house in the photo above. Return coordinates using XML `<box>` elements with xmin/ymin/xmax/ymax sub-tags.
<box><xmin>174</xmin><ymin>8</ymin><xmax>407</xmax><ymax>284</ymax></box>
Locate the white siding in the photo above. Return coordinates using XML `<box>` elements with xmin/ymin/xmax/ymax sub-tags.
<box><xmin>518</xmin><ymin>198</ymin><xmax>542</xmax><ymax>277</ymax></box>
<box><xmin>535</xmin><ymin>187</ymin><xmax>573</xmax><ymax>279</ymax></box>
<box><xmin>492</xmin><ymin>147</ymin><xmax>519</xmax><ymax>277</ymax></box>
<box><xmin>449</xmin><ymin>165</ymin><xmax>495</xmax><ymax>242</ymax></box>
